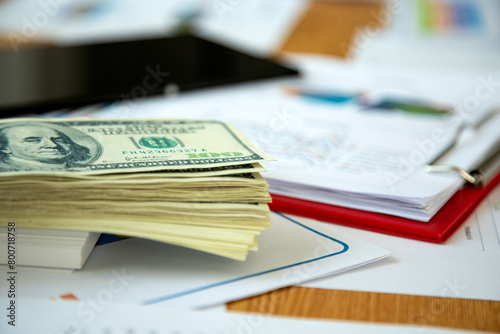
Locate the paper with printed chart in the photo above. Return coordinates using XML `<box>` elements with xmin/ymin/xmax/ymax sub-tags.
<box><xmin>302</xmin><ymin>183</ymin><xmax>500</xmax><ymax>301</ymax></box>
<box><xmin>90</xmin><ymin>57</ymin><xmax>500</xmax><ymax>221</ymax></box>
<box><xmin>7</xmin><ymin>212</ymin><xmax>390</xmax><ymax>309</ymax></box>
<box><xmin>0</xmin><ymin>300</ymin><xmax>485</xmax><ymax>334</ymax></box>
<box><xmin>353</xmin><ymin>0</ymin><xmax>500</xmax><ymax>70</ymax></box>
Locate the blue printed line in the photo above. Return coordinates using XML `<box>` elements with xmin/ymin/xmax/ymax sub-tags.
<box><xmin>142</xmin><ymin>212</ymin><xmax>349</xmax><ymax>305</ymax></box>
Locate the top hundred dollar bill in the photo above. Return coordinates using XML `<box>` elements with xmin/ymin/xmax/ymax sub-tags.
<box><xmin>0</xmin><ymin>118</ymin><xmax>274</xmax><ymax>174</ymax></box>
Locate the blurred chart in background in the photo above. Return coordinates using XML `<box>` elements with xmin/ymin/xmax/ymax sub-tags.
<box><xmin>354</xmin><ymin>0</ymin><xmax>500</xmax><ymax>69</ymax></box>
<box><xmin>413</xmin><ymin>0</ymin><xmax>497</xmax><ymax>36</ymax></box>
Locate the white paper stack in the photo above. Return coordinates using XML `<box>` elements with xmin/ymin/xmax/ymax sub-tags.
<box><xmin>0</xmin><ymin>227</ymin><xmax>100</xmax><ymax>270</ymax></box>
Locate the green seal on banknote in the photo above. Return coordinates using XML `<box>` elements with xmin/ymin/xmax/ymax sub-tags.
<box><xmin>138</xmin><ymin>137</ymin><xmax>178</xmax><ymax>149</ymax></box>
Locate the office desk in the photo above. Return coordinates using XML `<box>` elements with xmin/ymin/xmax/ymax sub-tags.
<box><xmin>227</xmin><ymin>1</ymin><xmax>500</xmax><ymax>332</ymax></box>
<box><xmin>0</xmin><ymin>0</ymin><xmax>498</xmax><ymax>331</ymax></box>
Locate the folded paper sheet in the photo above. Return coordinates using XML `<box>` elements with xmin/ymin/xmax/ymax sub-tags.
<box><xmin>10</xmin><ymin>212</ymin><xmax>390</xmax><ymax>309</ymax></box>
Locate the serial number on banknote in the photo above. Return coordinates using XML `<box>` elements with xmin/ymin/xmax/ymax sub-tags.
<box><xmin>121</xmin><ymin>148</ymin><xmax>205</xmax><ymax>155</ymax></box>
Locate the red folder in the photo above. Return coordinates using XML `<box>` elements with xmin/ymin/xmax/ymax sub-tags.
<box><xmin>269</xmin><ymin>170</ymin><xmax>500</xmax><ymax>243</ymax></box>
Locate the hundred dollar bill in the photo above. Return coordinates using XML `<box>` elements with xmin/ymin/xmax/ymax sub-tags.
<box><xmin>0</xmin><ymin>163</ymin><xmax>266</xmax><ymax>180</ymax></box>
<box><xmin>0</xmin><ymin>173</ymin><xmax>272</xmax><ymax>203</ymax></box>
<box><xmin>0</xmin><ymin>118</ymin><xmax>273</xmax><ymax>175</ymax></box>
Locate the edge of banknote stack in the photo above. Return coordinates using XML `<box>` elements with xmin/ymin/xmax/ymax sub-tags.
<box><xmin>0</xmin><ymin>118</ymin><xmax>275</xmax><ymax>262</ymax></box>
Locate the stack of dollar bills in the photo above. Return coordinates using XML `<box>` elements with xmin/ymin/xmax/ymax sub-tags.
<box><xmin>0</xmin><ymin>118</ymin><xmax>274</xmax><ymax>260</ymax></box>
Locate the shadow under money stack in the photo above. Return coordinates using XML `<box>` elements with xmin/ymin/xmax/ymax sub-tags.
<box><xmin>0</xmin><ymin>118</ymin><xmax>274</xmax><ymax>261</ymax></box>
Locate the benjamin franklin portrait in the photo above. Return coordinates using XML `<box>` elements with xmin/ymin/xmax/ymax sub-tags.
<box><xmin>0</xmin><ymin>122</ymin><xmax>101</xmax><ymax>172</ymax></box>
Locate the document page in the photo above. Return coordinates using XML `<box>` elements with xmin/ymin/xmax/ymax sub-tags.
<box><xmin>0</xmin><ymin>300</ymin><xmax>486</xmax><ymax>334</ymax></box>
<box><xmin>302</xmin><ymin>184</ymin><xmax>500</xmax><ymax>301</ymax></box>
<box><xmin>92</xmin><ymin>71</ymin><xmax>500</xmax><ymax>220</ymax></box>
<box><xmin>7</xmin><ymin>212</ymin><xmax>389</xmax><ymax>309</ymax></box>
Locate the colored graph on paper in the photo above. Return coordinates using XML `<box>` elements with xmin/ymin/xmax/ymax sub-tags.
<box><xmin>415</xmin><ymin>0</ymin><xmax>485</xmax><ymax>34</ymax></box>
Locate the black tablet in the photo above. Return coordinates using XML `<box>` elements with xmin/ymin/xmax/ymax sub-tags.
<box><xmin>0</xmin><ymin>35</ymin><xmax>298</xmax><ymax>117</ymax></box>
